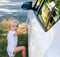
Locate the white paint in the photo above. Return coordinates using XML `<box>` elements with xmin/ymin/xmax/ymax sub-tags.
<box><xmin>28</xmin><ymin>10</ymin><xmax>60</xmax><ymax>57</ymax></box>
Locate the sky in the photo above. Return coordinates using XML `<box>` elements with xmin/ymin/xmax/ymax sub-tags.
<box><xmin>0</xmin><ymin>0</ymin><xmax>36</xmax><ymax>2</ymax></box>
<box><xmin>0</xmin><ymin>0</ymin><xmax>25</xmax><ymax>17</ymax></box>
<box><xmin>0</xmin><ymin>0</ymin><xmax>36</xmax><ymax>15</ymax></box>
<box><xmin>0</xmin><ymin>0</ymin><xmax>36</xmax><ymax>21</ymax></box>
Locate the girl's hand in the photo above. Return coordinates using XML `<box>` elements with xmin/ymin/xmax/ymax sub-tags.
<box><xmin>14</xmin><ymin>23</ymin><xmax>28</xmax><ymax>36</ymax></box>
<box><xmin>21</xmin><ymin>27</ymin><xmax>28</xmax><ymax>34</ymax></box>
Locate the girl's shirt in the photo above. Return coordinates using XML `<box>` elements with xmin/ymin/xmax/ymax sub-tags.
<box><xmin>7</xmin><ymin>30</ymin><xmax>18</xmax><ymax>48</ymax></box>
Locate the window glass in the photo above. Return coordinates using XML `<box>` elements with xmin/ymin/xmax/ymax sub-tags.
<box><xmin>33</xmin><ymin>0</ymin><xmax>42</xmax><ymax>11</ymax></box>
<box><xmin>33</xmin><ymin>0</ymin><xmax>60</xmax><ymax>31</ymax></box>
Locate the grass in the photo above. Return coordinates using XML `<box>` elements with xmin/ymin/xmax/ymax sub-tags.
<box><xmin>0</xmin><ymin>28</ymin><xmax>28</xmax><ymax>57</ymax></box>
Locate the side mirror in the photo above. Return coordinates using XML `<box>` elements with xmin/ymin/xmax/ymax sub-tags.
<box><xmin>21</xmin><ymin>1</ymin><xmax>33</xmax><ymax>10</ymax></box>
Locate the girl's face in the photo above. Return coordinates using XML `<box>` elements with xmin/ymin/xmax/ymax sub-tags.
<box><xmin>10</xmin><ymin>23</ymin><xmax>18</xmax><ymax>31</ymax></box>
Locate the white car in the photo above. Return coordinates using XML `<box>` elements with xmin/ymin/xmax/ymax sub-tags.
<box><xmin>21</xmin><ymin>0</ymin><xmax>60</xmax><ymax>57</ymax></box>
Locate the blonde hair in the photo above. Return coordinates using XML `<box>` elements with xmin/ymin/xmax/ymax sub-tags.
<box><xmin>7</xmin><ymin>18</ymin><xmax>19</xmax><ymax>30</ymax></box>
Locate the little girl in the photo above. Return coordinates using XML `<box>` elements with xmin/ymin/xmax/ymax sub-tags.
<box><xmin>7</xmin><ymin>19</ymin><xmax>27</xmax><ymax>57</ymax></box>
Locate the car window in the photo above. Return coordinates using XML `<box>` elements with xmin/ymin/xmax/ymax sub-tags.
<box><xmin>33</xmin><ymin>0</ymin><xmax>42</xmax><ymax>11</ymax></box>
<box><xmin>33</xmin><ymin>0</ymin><xmax>60</xmax><ymax>31</ymax></box>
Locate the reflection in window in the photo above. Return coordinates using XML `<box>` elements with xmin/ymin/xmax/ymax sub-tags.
<box><xmin>33</xmin><ymin>0</ymin><xmax>42</xmax><ymax>11</ymax></box>
<box><xmin>33</xmin><ymin>0</ymin><xmax>60</xmax><ymax>31</ymax></box>
<box><xmin>41</xmin><ymin>1</ymin><xmax>60</xmax><ymax>31</ymax></box>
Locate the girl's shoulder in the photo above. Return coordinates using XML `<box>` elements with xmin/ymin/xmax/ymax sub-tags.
<box><xmin>9</xmin><ymin>30</ymin><xmax>15</xmax><ymax>32</ymax></box>
<box><xmin>8</xmin><ymin>30</ymin><xmax>16</xmax><ymax>35</ymax></box>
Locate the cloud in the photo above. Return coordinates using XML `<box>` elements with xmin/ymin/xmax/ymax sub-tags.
<box><xmin>0</xmin><ymin>15</ymin><xmax>2</xmax><ymax>16</ymax></box>
<box><xmin>0</xmin><ymin>0</ymin><xmax>9</xmax><ymax>2</ymax></box>
<box><xmin>0</xmin><ymin>8</ymin><xmax>19</xmax><ymax>12</ymax></box>
<box><xmin>0</xmin><ymin>2</ymin><xmax>23</xmax><ymax>6</ymax></box>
